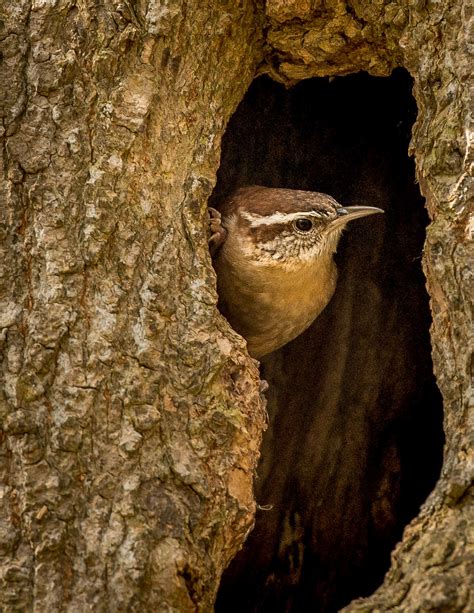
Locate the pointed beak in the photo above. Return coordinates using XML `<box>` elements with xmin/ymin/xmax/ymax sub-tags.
<box><xmin>330</xmin><ymin>205</ymin><xmax>384</xmax><ymax>229</ymax></box>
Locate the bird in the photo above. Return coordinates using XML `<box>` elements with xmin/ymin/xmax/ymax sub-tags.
<box><xmin>209</xmin><ymin>186</ymin><xmax>383</xmax><ymax>359</ymax></box>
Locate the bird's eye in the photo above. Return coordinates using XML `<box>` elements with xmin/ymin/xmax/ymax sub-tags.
<box><xmin>294</xmin><ymin>218</ymin><xmax>313</xmax><ymax>232</ymax></box>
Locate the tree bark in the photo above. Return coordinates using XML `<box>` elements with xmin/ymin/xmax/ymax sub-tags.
<box><xmin>1</xmin><ymin>1</ymin><xmax>266</xmax><ymax>610</ymax></box>
<box><xmin>1</xmin><ymin>1</ymin><xmax>472</xmax><ymax>612</ymax></box>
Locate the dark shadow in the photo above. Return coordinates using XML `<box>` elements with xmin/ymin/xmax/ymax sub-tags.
<box><xmin>212</xmin><ymin>70</ymin><xmax>444</xmax><ymax>613</ymax></box>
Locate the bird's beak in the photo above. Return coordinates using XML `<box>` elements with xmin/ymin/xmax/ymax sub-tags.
<box><xmin>330</xmin><ymin>206</ymin><xmax>384</xmax><ymax>230</ymax></box>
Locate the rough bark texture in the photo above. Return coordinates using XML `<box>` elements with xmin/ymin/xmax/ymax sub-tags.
<box><xmin>0</xmin><ymin>1</ymin><xmax>472</xmax><ymax>612</ymax></box>
<box><xmin>0</xmin><ymin>1</ymin><xmax>267</xmax><ymax>610</ymax></box>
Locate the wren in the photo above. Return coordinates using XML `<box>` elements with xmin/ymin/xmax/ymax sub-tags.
<box><xmin>209</xmin><ymin>186</ymin><xmax>383</xmax><ymax>359</ymax></box>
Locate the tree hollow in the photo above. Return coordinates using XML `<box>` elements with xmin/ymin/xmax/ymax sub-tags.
<box><xmin>212</xmin><ymin>70</ymin><xmax>445</xmax><ymax>612</ymax></box>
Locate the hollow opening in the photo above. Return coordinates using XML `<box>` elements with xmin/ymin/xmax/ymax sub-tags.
<box><xmin>212</xmin><ymin>70</ymin><xmax>444</xmax><ymax>612</ymax></box>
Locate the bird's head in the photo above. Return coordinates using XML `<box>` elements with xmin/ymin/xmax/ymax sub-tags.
<box><xmin>221</xmin><ymin>186</ymin><xmax>383</xmax><ymax>267</ymax></box>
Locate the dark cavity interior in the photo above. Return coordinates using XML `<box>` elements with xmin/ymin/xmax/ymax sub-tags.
<box><xmin>212</xmin><ymin>70</ymin><xmax>444</xmax><ymax>613</ymax></box>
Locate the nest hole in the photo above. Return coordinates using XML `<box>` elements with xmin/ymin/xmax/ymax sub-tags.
<box><xmin>212</xmin><ymin>69</ymin><xmax>444</xmax><ymax>613</ymax></box>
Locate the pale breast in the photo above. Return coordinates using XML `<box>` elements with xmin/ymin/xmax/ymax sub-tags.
<box><xmin>215</xmin><ymin>246</ymin><xmax>337</xmax><ymax>358</ymax></box>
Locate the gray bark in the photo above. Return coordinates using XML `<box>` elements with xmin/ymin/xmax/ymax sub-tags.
<box><xmin>0</xmin><ymin>0</ymin><xmax>472</xmax><ymax>611</ymax></box>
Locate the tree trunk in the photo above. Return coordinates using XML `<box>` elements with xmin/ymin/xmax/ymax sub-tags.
<box><xmin>0</xmin><ymin>1</ymin><xmax>266</xmax><ymax>610</ymax></box>
<box><xmin>1</xmin><ymin>1</ymin><xmax>471</xmax><ymax>612</ymax></box>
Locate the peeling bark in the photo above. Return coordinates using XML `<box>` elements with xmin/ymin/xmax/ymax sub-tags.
<box><xmin>0</xmin><ymin>0</ymin><xmax>472</xmax><ymax>611</ymax></box>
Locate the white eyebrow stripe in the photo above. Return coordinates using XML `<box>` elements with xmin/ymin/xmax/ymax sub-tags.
<box><xmin>241</xmin><ymin>210</ymin><xmax>326</xmax><ymax>227</ymax></box>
